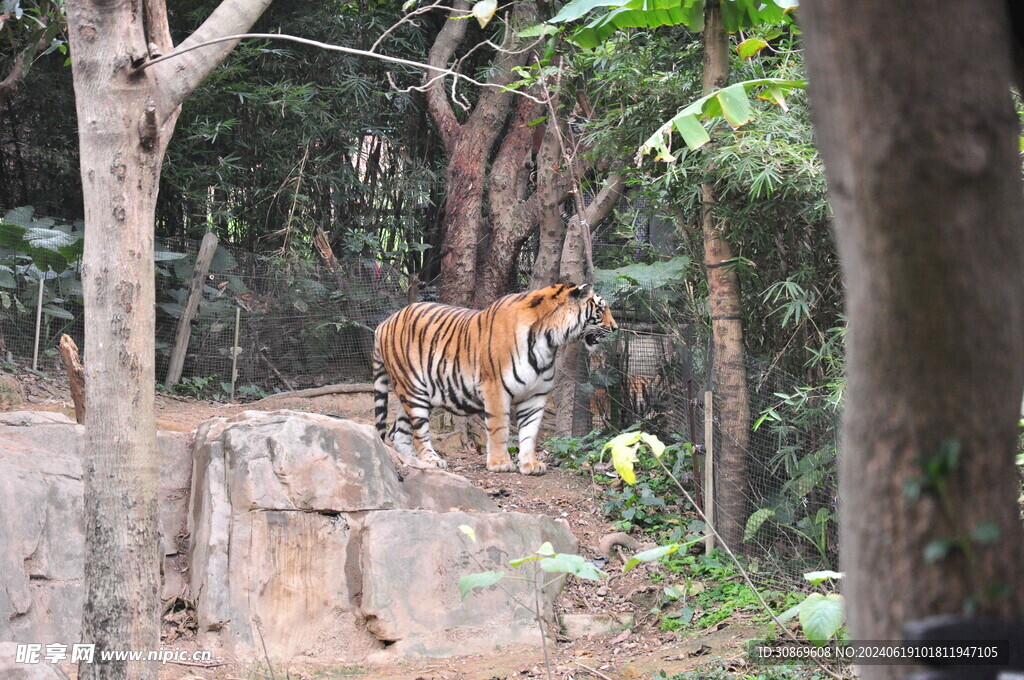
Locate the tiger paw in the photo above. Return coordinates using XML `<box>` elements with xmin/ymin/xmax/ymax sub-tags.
<box><xmin>420</xmin><ymin>454</ymin><xmax>448</xmax><ymax>469</ymax></box>
<box><xmin>518</xmin><ymin>460</ymin><xmax>547</xmax><ymax>476</ymax></box>
<box><xmin>486</xmin><ymin>460</ymin><xmax>516</xmax><ymax>473</ymax></box>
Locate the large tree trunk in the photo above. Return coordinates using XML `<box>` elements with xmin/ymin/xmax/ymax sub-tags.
<box><xmin>425</xmin><ymin>0</ymin><xmax>535</xmax><ymax>307</ymax></box>
<box><xmin>802</xmin><ymin>2</ymin><xmax>1024</xmax><ymax>676</ymax></box>
<box><xmin>473</xmin><ymin>92</ymin><xmax>543</xmax><ymax>307</ymax></box>
<box><xmin>701</xmin><ymin>0</ymin><xmax>750</xmax><ymax>552</ymax></box>
<box><xmin>66</xmin><ymin>1</ymin><xmax>271</xmax><ymax>677</ymax></box>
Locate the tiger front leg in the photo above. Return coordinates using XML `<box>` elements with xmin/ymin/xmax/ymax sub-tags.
<box><xmin>514</xmin><ymin>395</ymin><xmax>548</xmax><ymax>476</ymax></box>
<box><xmin>483</xmin><ymin>392</ymin><xmax>515</xmax><ymax>473</ymax></box>
<box><xmin>405</xmin><ymin>403</ymin><xmax>447</xmax><ymax>469</ymax></box>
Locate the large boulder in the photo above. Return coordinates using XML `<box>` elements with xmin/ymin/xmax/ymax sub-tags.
<box><xmin>188</xmin><ymin>410</ymin><xmax>578</xmax><ymax>663</ymax></box>
<box><xmin>360</xmin><ymin>510</ymin><xmax>576</xmax><ymax>658</ymax></box>
<box><xmin>0</xmin><ymin>412</ymin><xmax>190</xmax><ymax>644</ymax></box>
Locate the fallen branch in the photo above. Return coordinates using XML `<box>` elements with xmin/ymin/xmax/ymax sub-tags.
<box><xmin>252</xmin><ymin>383</ymin><xmax>375</xmax><ymax>403</ymax></box>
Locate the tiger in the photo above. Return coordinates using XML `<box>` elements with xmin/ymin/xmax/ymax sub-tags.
<box><xmin>372</xmin><ymin>283</ymin><xmax>618</xmax><ymax>475</ymax></box>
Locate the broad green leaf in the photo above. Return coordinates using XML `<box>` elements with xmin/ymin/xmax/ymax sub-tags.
<box><xmin>624</xmin><ymin>542</ymin><xmax>679</xmax><ymax>573</ymax></box>
<box><xmin>803</xmin><ymin>570</ymin><xmax>843</xmax><ymax>586</ymax></box>
<box><xmin>717</xmin><ymin>83</ymin><xmax>754</xmax><ymax>128</ymax></box>
<box><xmin>924</xmin><ymin>538</ymin><xmax>959</xmax><ymax>563</ymax></box>
<box><xmin>743</xmin><ymin>507</ymin><xmax>776</xmax><ymax>542</ymax></box>
<box><xmin>777</xmin><ymin>600</ymin><xmax>803</xmax><ymax>622</ymax></box>
<box><xmin>672</xmin><ymin>113</ymin><xmax>711</xmax><ymax>150</ymax></box>
<box><xmin>41</xmin><ymin>304</ymin><xmax>75</xmax><ymax>321</ymax></box>
<box><xmin>458</xmin><ymin>570</ymin><xmax>505</xmax><ymax>599</ymax></box>
<box><xmin>550</xmin><ymin>0</ymin><xmax>624</xmax><ymax>24</ymax></box>
<box><xmin>472</xmin><ymin>0</ymin><xmax>497</xmax><ymax>28</ymax></box>
<box><xmin>458</xmin><ymin>524</ymin><xmax>477</xmax><ymax>543</ymax></box>
<box><xmin>518</xmin><ymin>23</ymin><xmax>558</xmax><ymax>37</ymax></box>
<box><xmin>799</xmin><ymin>593</ymin><xmax>845</xmax><ymax>646</ymax></box>
<box><xmin>737</xmin><ymin>37</ymin><xmax>768</xmax><ymax>58</ymax></box>
<box><xmin>539</xmin><ymin>554</ymin><xmax>607</xmax><ymax>581</ymax></box>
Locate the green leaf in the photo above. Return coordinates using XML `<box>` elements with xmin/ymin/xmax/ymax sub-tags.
<box><xmin>803</xmin><ymin>570</ymin><xmax>843</xmax><ymax>586</ymax></box>
<box><xmin>550</xmin><ymin>0</ymin><xmax>624</xmax><ymax>24</ymax></box>
<box><xmin>799</xmin><ymin>593</ymin><xmax>845</xmax><ymax>646</ymax></box>
<box><xmin>539</xmin><ymin>554</ymin><xmax>606</xmax><ymax>581</ymax></box>
<box><xmin>737</xmin><ymin>37</ymin><xmax>768</xmax><ymax>58</ymax></box>
<box><xmin>458</xmin><ymin>524</ymin><xmax>477</xmax><ymax>543</ymax></box>
<box><xmin>672</xmin><ymin>113</ymin><xmax>711</xmax><ymax>150</ymax></box>
<box><xmin>717</xmin><ymin>83</ymin><xmax>754</xmax><ymax>128</ymax></box>
<box><xmin>518</xmin><ymin>24</ymin><xmax>558</xmax><ymax>38</ymax></box>
<box><xmin>41</xmin><ymin>304</ymin><xmax>75</xmax><ymax>321</ymax></box>
<box><xmin>743</xmin><ymin>508</ymin><xmax>776</xmax><ymax>542</ymax></box>
<box><xmin>458</xmin><ymin>570</ymin><xmax>505</xmax><ymax>599</ymax></box>
<box><xmin>624</xmin><ymin>542</ymin><xmax>679</xmax><ymax>573</ymax></box>
<box><xmin>472</xmin><ymin>0</ymin><xmax>497</xmax><ymax>28</ymax></box>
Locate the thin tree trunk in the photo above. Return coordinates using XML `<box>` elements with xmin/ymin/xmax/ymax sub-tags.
<box><xmin>802</xmin><ymin>2</ymin><xmax>1024</xmax><ymax>677</ymax></box>
<box><xmin>701</xmin><ymin>0</ymin><xmax>750</xmax><ymax>553</ymax></box>
<box><xmin>550</xmin><ymin>175</ymin><xmax>625</xmax><ymax>435</ymax></box>
<box><xmin>66</xmin><ymin>1</ymin><xmax>272</xmax><ymax>677</ymax></box>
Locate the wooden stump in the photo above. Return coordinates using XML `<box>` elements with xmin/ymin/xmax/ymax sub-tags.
<box><xmin>58</xmin><ymin>333</ymin><xmax>85</xmax><ymax>423</ymax></box>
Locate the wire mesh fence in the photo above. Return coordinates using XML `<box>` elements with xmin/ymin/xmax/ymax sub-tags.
<box><xmin>562</xmin><ymin>280</ymin><xmax>840</xmax><ymax>591</ymax></box>
<box><xmin>1</xmin><ymin>226</ymin><xmax>839</xmax><ymax>590</ymax></box>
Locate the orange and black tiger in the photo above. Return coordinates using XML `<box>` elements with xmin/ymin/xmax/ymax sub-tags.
<box><xmin>372</xmin><ymin>283</ymin><xmax>618</xmax><ymax>475</ymax></box>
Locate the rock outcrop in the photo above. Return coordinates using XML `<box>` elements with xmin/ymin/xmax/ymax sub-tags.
<box><xmin>189</xmin><ymin>410</ymin><xmax>577</xmax><ymax>662</ymax></box>
<box><xmin>0</xmin><ymin>412</ymin><xmax>190</xmax><ymax>645</ymax></box>
<box><xmin>0</xmin><ymin>409</ymin><xmax>581</xmax><ymax>666</ymax></box>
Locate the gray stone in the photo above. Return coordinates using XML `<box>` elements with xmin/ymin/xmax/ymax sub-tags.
<box><xmin>0</xmin><ymin>416</ymin><xmax>192</xmax><ymax>644</ymax></box>
<box><xmin>401</xmin><ymin>469</ymin><xmax>498</xmax><ymax>512</ymax></box>
<box><xmin>188</xmin><ymin>410</ymin><xmax>579</xmax><ymax>662</ymax></box>
<box><xmin>0</xmin><ymin>642</ymin><xmax>70</xmax><ymax>679</ymax></box>
<box><xmin>360</xmin><ymin>510</ymin><xmax>578</xmax><ymax>658</ymax></box>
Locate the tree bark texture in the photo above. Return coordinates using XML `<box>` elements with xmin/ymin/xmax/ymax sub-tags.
<box><xmin>473</xmin><ymin>92</ymin><xmax>543</xmax><ymax>307</ymax></box>
<box><xmin>802</xmin><ymin>3</ymin><xmax>1024</xmax><ymax>676</ymax></box>
<box><xmin>701</xmin><ymin>0</ymin><xmax>750</xmax><ymax>552</ymax></box>
<box><xmin>66</xmin><ymin>1</ymin><xmax>271</xmax><ymax>677</ymax></box>
<box><xmin>426</xmin><ymin>0</ymin><xmax>536</xmax><ymax>307</ymax></box>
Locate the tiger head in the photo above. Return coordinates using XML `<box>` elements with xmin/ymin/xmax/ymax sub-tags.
<box><xmin>570</xmin><ymin>283</ymin><xmax>618</xmax><ymax>351</ymax></box>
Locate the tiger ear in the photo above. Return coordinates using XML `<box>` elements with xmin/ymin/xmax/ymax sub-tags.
<box><xmin>570</xmin><ymin>283</ymin><xmax>593</xmax><ymax>300</ymax></box>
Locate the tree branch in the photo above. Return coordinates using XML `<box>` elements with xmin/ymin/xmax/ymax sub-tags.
<box><xmin>425</xmin><ymin>0</ymin><xmax>470</xmax><ymax>150</ymax></box>
<box><xmin>148</xmin><ymin>0</ymin><xmax>274</xmax><ymax>121</ymax></box>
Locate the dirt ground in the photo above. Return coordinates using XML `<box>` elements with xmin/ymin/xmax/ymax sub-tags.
<box><xmin>9</xmin><ymin>372</ymin><xmax>772</xmax><ymax>680</ymax></box>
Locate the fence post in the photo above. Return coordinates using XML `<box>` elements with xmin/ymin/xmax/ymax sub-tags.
<box><xmin>165</xmin><ymin>232</ymin><xmax>218</xmax><ymax>386</ymax></box>
<box><xmin>32</xmin><ymin>274</ymin><xmax>45</xmax><ymax>371</ymax></box>
<box><xmin>704</xmin><ymin>389</ymin><xmax>716</xmax><ymax>554</ymax></box>
<box><xmin>229</xmin><ymin>306</ymin><xmax>241</xmax><ymax>402</ymax></box>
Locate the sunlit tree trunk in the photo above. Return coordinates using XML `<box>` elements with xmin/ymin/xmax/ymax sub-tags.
<box><xmin>701</xmin><ymin>0</ymin><xmax>750</xmax><ymax>552</ymax></box>
<box><xmin>802</xmin><ymin>3</ymin><xmax>1024</xmax><ymax>678</ymax></box>
<box><xmin>66</xmin><ymin>1</ymin><xmax>271</xmax><ymax>676</ymax></box>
